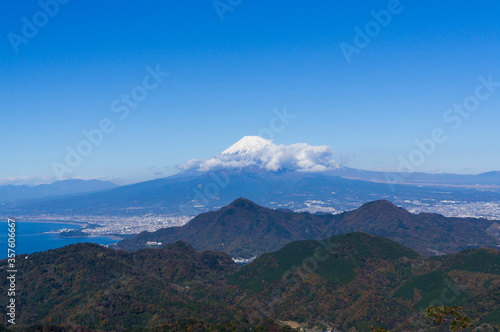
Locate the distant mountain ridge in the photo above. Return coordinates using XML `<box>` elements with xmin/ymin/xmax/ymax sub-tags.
<box><xmin>4</xmin><ymin>168</ymin><xmax>500</xmax><ymax>220</ymax></box>
<box><xmin>326</xmin><ymin>166</ymin><xmax>500</xmax><ymax>187</ymax></box>
<box><xmin>3</xmin><ymin>137</ymin><xmax>499</xmax><ymax>218</ymax></box>
<box><xmin>0</xmin><ymin>179</ymin><xmax>118</xmax><ymax>204</ymax></box>
<box><xmin>117</xmin><ymin>198</ymin><xmax>500</xmax><ymax>258</ymax></box>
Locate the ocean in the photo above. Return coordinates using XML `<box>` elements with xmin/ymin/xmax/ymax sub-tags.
<box><xmin>0</xmin><ymin>221</ymin><xmax>119</xmax><ymax>259</ymax></box>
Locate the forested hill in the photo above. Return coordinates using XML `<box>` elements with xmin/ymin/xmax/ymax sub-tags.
<box><xmin>117</xmin><ymin>198</ymin><xmax>499</xmax><ymax>258</ymax></box>
<box><xmin>1</xmin><ymin>233</ymin><xmax>499</xmax><ymax>331</ymax></box>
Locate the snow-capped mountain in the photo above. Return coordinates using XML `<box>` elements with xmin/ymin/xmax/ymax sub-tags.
<box><xmin>4</xmin><ymin>136</ymin><xmax>500</xmax><ymax>220</ymax></box>
<box><xmin>221</xmin><ymin>136</ymin><xmax>273</xmax><ymax>155</ymax></box>
<box><xmin>180</xmin><ymin>136</ymin><xmax>341</xmax><ymax>173</ymax></box>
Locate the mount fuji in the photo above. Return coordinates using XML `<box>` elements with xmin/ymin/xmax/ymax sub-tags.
<box><xmin>179</xmin><ymin>136</ymin><xmax>341</xmax><ymax>173</ymax></box>
<box><xmin>2</xmin><ymin>136</ymin><xmax>500</xmax><ymax>219</ymax></box>
<box><xmin>222</xmin><ymin>136</ymin><xmax>273</xmax><ymax>155</ymax></box>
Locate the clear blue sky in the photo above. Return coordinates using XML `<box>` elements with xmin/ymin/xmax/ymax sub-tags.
<box><xmin>1</xmin><ymin>0</ymin><xmax>500</xmax><ymax>184</ymax></box>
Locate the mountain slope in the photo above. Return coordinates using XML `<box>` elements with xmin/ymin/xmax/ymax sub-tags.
<box><xmin>117</xmin><ymin>197</ymin><xmax>339</xmax><ymax>257</ymax></box>
<box><xmin>4</xmin><ymin>166</ymin><xmax>500</xmax><ymax>221</ymax></box>
<box><xmin>3</xmin><ymin>234</ymin><xmax>498</xmax><ymax>331</ymax></box>
<box><xmin>228</xmin><ymin>232</ymin><xmax>419</xmax><ymax>292</ymax></box>
<box><xmin>117</xmin><ymin>198</ymin><xmax>500</xmax><ymax>258</ymax></box>
<box><xmin>229</xmin><ymin>233</ymin><xmax>500</xmax><ymax>331</ymax></box>
<box><xmin>0</xmin><ymin>242</ymin><xmax>292</xmax><ymax>331</ymax></box>
<box><xmin>2</xmin><ymin>170</ymin><xmax>395</xmax><ymax>216</ymax></box>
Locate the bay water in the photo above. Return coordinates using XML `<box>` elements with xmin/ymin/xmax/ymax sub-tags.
<box><xmin>0</xmin><ymin>221</ymin><xmax>118</xmax><ymax>259</ymax></box>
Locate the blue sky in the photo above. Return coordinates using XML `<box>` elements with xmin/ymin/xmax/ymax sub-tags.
<box><xmin>1</xmin><ymin>0</ymin><xmax>500</xmax><ymax>184</ymax></box>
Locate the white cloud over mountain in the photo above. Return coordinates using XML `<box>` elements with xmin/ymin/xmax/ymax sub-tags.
<box><xmin>179</xmin><ymin>136</ymin><xmax>341</xmax><ymax>172</ymax></box>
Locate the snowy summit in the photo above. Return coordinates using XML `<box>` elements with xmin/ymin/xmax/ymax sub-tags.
<box><xmin>222</xmin><ymin>136</ymin><xmax>273</xmax><ymax>155</ymax></box>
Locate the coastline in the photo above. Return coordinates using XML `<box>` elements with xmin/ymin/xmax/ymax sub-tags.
<box><xmin>0</xmin><ymin>221</ymin><xmax>122</xmax><ymax>259</ymax></box>
<box><xmin>55</xmin><ymin>233</ymin><xmax>124</xmax><ymax>241</ymax></box>
<box><xmin>4</xmin><ymin>219</ymin><xmax>132</xmax><ymax>242</ymax></box>
<box><xmin>5</xmin><ymin>219</ymin><xmax>88</xmax><ymax>227</ymax></box>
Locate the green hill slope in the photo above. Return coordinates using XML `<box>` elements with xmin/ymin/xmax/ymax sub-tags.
<box><xmin>228</xmin><ymin>233</ymin><xmax>500</xmax><ymax>331</ymax></box>
<box><xmin>117</xmin><ymin>198</ymin><xmax>500</xmax><ymax>258</ymax></box>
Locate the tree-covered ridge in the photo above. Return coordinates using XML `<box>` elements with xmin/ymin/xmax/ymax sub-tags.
<box><xmin>117</xmin><ymin>198</ymin><xmax>499</xmax><ymax>258</ymax></box>
<box><xmin>0</xmin><ymin>233</ymin><xmax>498</xmax><ymax>331</ymax></box>
<box><xmin>0</xmin><ymin>242</ymin><xmax>292</xmax><ymax>331</ymax></box>
<box><xmin>228</xmin><ymin>233</ymin><xmax>500</xmax><ymax>331</ymax></box>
